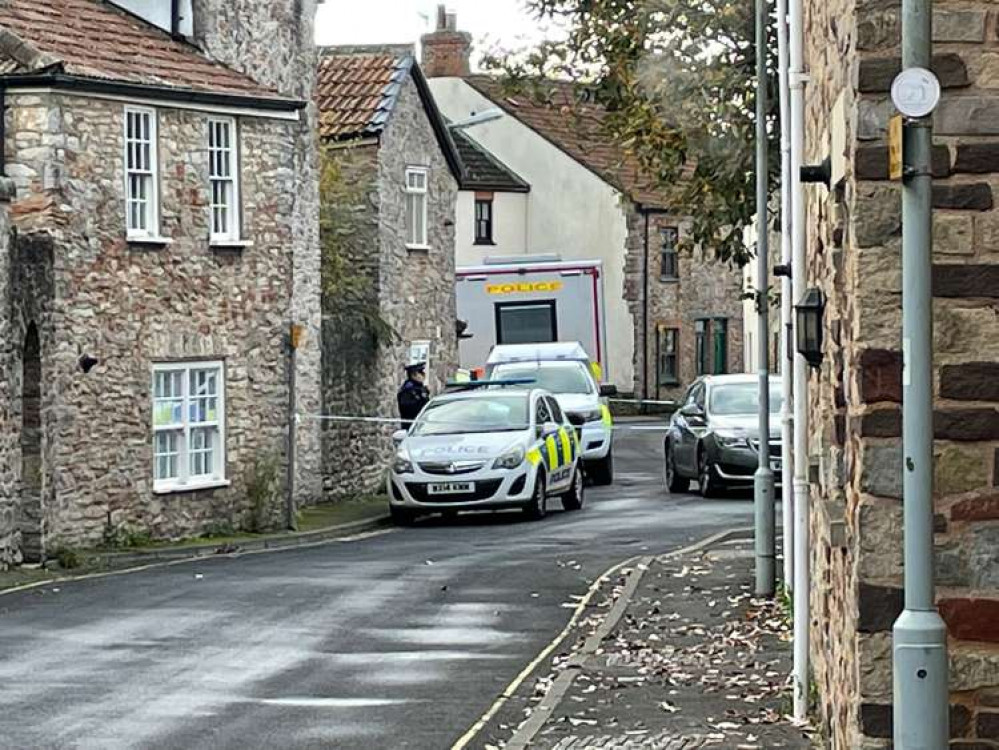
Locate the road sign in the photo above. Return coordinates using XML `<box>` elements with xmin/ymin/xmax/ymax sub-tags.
<box><xmin>891</xmin><ymin>67</ymin><xmax>941</xmax><ymax>118</ymax></box>
<box><xmin>889</xmin><ymin>114</ymin><xmax>904</xmax><ymax>180</ymax></box>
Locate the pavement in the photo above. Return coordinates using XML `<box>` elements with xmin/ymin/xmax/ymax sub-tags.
<box><xmin>476</xmin><ymin>537</ymin><xmax>813</xmax><ymax>750</ymax></box>
<box><xmin>0</xmin><ymin>420</ymin><xmax>765</xmax><ymax>750</ymax></box>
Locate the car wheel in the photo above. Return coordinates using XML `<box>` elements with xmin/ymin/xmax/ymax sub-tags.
<box><xmin>390</xmin><ymin>505</ymin><xmax>416</xmax><ymax>526</ymax></box>
<box><xmin>698</xmin><ymin>448</ymin><xmax>722</xmax><ymax>499</ymax></box>
<box><xmin>664</xmin><ymin>442</ymin><xmax>690</xmax><ymax>494</ymax></box>
<box><xmin>561</xmin><ymin>467</ymin><xmax>585</xmax><ymax>511</ymax></box>
<box><xmin>524</xmin><ymin>473</ymin><xmax>548</xmax><ymax>520</ymax></box>
<box><xmin>588</xmin><ymin>450</ymin><xmax>614</xmax><ymax>486</ymax></box>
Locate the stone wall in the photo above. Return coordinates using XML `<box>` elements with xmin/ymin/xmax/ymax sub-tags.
<box><xmin>192</xmin><ymin>0</ymin><xmax>324</xmax><ymax>507</ymax></box>
<box><xmin>624</xmin><ymin>206</ymin><xmax>745</xmax><ymax>401</ymax></box>
<box><xmin>3</xmin><ymin>92</ymin><xmax>302</xmax><ymax>551</ymax></box>
<box><xmin>321</xmin><ymin>74</ymin><xmax>458</xmax><ymax>499</ymax></box>
<box><xmin>0</xmin><ymin>180</ymin><xmax>16</xmax><ymax>568</ymax></box>
<box><xmin>804</xmin><ymin>0</ymin><xmax>999</xmax><ymax>745</ymax></box>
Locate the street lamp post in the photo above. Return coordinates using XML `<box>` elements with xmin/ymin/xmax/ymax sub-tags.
<box><xmin>891</xmin><ymin>0</ymin><xmax>949</xmax><ymax>742</ymax></box>
<box><xmin>754</xmin><ymin>0</ymin><xmax>776</xmax><ymax>598</ymax></box>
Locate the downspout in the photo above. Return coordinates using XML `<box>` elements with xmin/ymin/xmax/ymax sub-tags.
<box><xmin>170</xmin><ymin>0</ymin><xmax>181</xmax><ymax>38</ymax></box>
<box><xmin>776</xmin><ymin>0</ymin><xmax>794</xmax><ymax>590</ymax></box>
<box><xmin>643</xmin><ymin>208</ymin><xmax>650</xmax><ymax>402</ymax></box>
<box><xmin>0</xmin><ymin>86</ymin><xmax>6</xmax><ymax>175</ymax></box>
<box><xmin>789</xmin><ymin>0</ymin><xmax>811</xmax><ymax>720</ymax></box>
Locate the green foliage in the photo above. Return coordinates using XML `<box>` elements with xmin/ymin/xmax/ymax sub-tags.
<box><xmin>482</xmin><ymin>0</ymin><xmax>780</xmax><ymax>266</ymax></box>
<box><xmin>319</xmin><ymin>146</ymin><xmax>396</xmax><ymax>344</ymax></box>
<box><xmin>100</xmin><ymin>519</ymin><xmax>153</xmax><ymax>551</ymax></box>
<box><xmin>244</xmin><ymin>454</ymin><xmax>281</xmax><ymax>534</ymax></box>
<box><xmin>52</xmin><ymin>547</ymin><xmax>81</xmax><ymax>570</ymax></box>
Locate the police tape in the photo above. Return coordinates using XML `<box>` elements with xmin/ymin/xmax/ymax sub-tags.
<box><xmin>608</xmin><ymin>397</ymin><xmax>678</xmax><ymax>407</ymax></box>
<box><xmin>297</xmin><ymin>413</ymin><xmax>669</xmax><ymax>431</ymax></box>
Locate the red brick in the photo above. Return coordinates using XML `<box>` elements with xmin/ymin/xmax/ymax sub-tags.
<box><xmin>939</xmin><ymin>598</ymin><xmax>999</xmax><ymax>642</ymax></box>
<box><xmin>951</xmin><ymin>494</ymin><xmax>999</xmax><ymax>522</ymax></box>
<box><xmin>860</xmin><ymin>349</ymin><xmax>902</xmax><ymax>404</ymax></box>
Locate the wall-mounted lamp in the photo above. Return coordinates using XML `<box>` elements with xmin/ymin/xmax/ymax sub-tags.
<box><xmin>800</xmin><ymin>155</ymin><xmax>832</xmax><ymax>189</ymax></box>
<box><xmin>795</xmin><ymin>287</ymin><xmax>826</xmax><ymax>368</ymax></box>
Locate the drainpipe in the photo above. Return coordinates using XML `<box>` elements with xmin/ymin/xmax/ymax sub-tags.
<box><xmin>643</xmin><ymin>209</ymin><xmax>650</xmax><ymax>403</ymax></box>
<box><xmin>776</xmin><ymin>0</ymin><xmax>794</xmax><ymax>592</ymax></box>
<box><xmin>789</xmin><ymin>0</ymin><xmax>810</xmax><ymax>720</ymax></box>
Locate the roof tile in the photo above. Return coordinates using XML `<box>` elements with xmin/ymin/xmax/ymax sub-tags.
<box><xmin>0</xmin><ymin>0</ymin><xmax>280</xmax><ymax>99</ymax></box>
<box><xmin>316</xmin><ymin>49</ymin><xmax>410</xmax><ymax>139</ymax></box>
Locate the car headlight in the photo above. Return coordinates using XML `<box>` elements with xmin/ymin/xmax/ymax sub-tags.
<box><xmin>715</xmin><ymin>432</ymin><xmax>750</xmax><ymax>448</ymax></box>
<box><xmin>573</xmin><ymin>408</ymin><xmax>603</xmax><ymax>424</ymax></box>
<box><xmin>393</xmin><ymin>452</ymin><xmax>414</xmax><ymax>474</ymax></box>
<box><xmin>492</xmin><ymin>446</ymin><xmax>526</xmax><ymax>470</ymax></box>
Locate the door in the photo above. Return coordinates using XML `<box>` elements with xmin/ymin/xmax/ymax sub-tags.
<box><xmin>674</xmin><ymin>382</ymin><xmax>705</xmax><ymax>475</ymax></box>
<box><xmin>545</xmin><ymin>396</ymin><xmax>573</xmax><ymax>491</ymax></box>
<box><xmin>495</xmin><ymin>301</ymin><xmax>557</xmax><ymax>345</ymax></box>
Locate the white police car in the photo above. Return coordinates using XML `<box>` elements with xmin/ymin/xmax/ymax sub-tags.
<box><xmin>387</xmin><ymin>386</ymin><xmax>583</xmax><ymax>524</ymax></box>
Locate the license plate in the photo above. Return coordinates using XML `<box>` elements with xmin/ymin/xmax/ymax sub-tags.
<box><xmin>428</xmin><ymin>482</ymin><xmax>474</xmax><ymax>495</ymax></box>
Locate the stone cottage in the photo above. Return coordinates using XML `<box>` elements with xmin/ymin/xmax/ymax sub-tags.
<box><xmin>424</xmin><ymin>8</ymin><xmax>744</xmax><ymax>401</ymax></box>
<box><xmin>0</xmin><ymin>0</ymin><xmax>321</xmax><ymax>567</ymax></box>
<box><xmin>798</xmin><ymin>0</ymin><xmax>999</xmax><ymax>744</ymax></box>
<box><xmin>315</xmin><ymin>46</ymin><xmax>461</xmax><ymax>497</ymax></box>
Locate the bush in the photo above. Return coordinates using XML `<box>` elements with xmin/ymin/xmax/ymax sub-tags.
<box><xmin>245</xmin><ymin>455</ymin><xmax>281</xmax><ymax>533</ymax></box>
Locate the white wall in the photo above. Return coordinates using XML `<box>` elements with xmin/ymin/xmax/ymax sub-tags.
<box><xmin>455</xmin><ymin>190</ymin><xmax>529</xmax><ymax>264</ymax></box>
<box><xmin>109</xmin><ymin>0</ymin><xmax>193</xmax><ymax>35</ymax></box>
<box><xmin>430</xmin><ymin>77</ymin><xmax>635</xmax><ymax>389</ymax></box>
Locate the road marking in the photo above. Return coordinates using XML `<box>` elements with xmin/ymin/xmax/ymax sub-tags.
<box><xmin>450</xmin><ymin>527</ymin><xmax>753</xmax><ymax>750</ymax></box>
<box><xmin>448</xmin><ymin>553</ymin><xmax>640</xmax><ymax>750</ymax></box>
<box><xmin>0</xmin><ymin>528</ymin><xmax>398</xmax><ymax>598</ymax></box>
<box><xmin>259</xmin><ymin>697</ymin><xmax>416</xmax><ymax>708</ymax></box>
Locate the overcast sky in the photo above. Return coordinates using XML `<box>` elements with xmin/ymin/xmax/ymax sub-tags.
<box><xmin>315</xmin><ymin>0</ymin><xmax>559</xmax><ymax>68</ymax></box>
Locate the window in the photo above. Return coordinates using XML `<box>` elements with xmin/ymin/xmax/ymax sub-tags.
<box><xmin>495</xmin><ymin>301</ymin><xmax>558</xmax><ymax>345</ymax></box>
<box><xmin>475</xmin><ymin>195</ymin><xmax>494</xmax><ymax>245</ymax></box>
<box><xmin>546</xmin><ymin>396</ymin><xmax>565</xmax><ymax>424</ymax></box>
<box><xmin>208</xmin><ymin>117</ymin><xmax>240</xmax><ymax>242</ymax></box>
<box><xmin>125</xmin><ymin>107</ymin><xmax>159</xmax><ymax>237</ymax></box>
<box><xmin>535</xmin><ymin>396</ymin><xmax>552</xmax><ymax>427</ymax></box>
<box><xmin>405</xmin><ymin>167</ymin><xmax>429</xmax><ymax>248</ymax></box>
<box><xmin>660</xmin><ymin>227</ymin><xmax>679</xmax><ymax>280</ymax></box>
<box><xmin>152</xmin><ymin>362</ymin><xmax>226</xmax><ymax>492</ymax></box>
<box><xmin>657</xmin><ymin>326</ymin><xmax>679</xmax><ymax>385</ymax></box>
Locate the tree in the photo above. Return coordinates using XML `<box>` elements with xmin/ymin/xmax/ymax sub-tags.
<box><xmin>482</xmin><ymin>0</ymin><xmax>779</xmax><ymax>266</ymax></box>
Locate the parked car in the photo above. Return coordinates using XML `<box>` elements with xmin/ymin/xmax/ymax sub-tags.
<box><xmin>663</xmin><ymin>374</ymin><xmax>783</xmax><ymax>497</ymax></box>
<box><xmin>485</xmin><ymin>346</ymin><xmax>616</xmax><ymax>485</ymax></box>
<box><xmin>387</xmin><ymin>386</ymin><xmax>584</xmax><ymax>524</ymax></box>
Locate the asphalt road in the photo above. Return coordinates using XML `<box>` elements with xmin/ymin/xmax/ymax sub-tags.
<box><xmin>0</xmin><ymin>422</ymin><xmax>754</xmax><ymax>750</ymax></box>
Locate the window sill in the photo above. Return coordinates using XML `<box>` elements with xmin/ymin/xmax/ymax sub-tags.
<box><xmin>659</xmin><ymin>276</ymin><xmax>680</xmax><ymax>284</ymax></box>
<box><xmin>406</xmin><ymin>243</ymin><xmax>431</xmax><ymax>252</ymax></box>
<box><xmin>658</xmin><ymin>379</ymin><xmax>680</xmax><ymax>387</ymax></box>
<box><xmin>153</xmin><ymin>479</ymin><xmax>231</xmax><ymax>496</ymax></box>
<box><xmin>128</xmin><ymin>235</ymin><xmax>174</xmax><ymax>247</ymax></box>
<box><xmin>474</xmin><ymin>239</ymin><xmax>496</xmax><ymax>246</ymax></box>
<box><xmin>210</xmin><ymin>239</ymin><xmax>254</xmax><ymax>249</ymax></box>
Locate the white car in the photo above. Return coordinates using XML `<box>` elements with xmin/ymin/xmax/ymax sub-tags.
<box><xmin>387</xmin><ymin>387</ymin><xmax>584</xmax><ymax>524</ymax></box>
<box><xmin>486</xmin><ymin>354</ymin><xmax>615</xmax><ymax>485</ymax></box>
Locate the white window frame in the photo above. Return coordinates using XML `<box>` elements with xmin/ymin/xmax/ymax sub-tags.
<box><xmin>124</xmin><ymin>106</ymin><xmax>160</xmax><ymax>239</ymax></box>
<box><xmin>151</xmin><ymin>360</ymin><xmax>228</xmax><ymax>494</ymax></box>
<box><xmin>208</xmin><ymin>116</ymin><xmax>242</xmax><ymax>243</ymax></box>
<box><xmin>404</xmin><ymin>166</ymin><xmax>429</xmax><ymax>249</ymax></box>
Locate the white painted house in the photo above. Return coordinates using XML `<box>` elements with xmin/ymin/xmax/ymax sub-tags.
<box><xmin>421</xmin><ymin>8</ymin><xmax>744</xmax><ymax>398</ymax></box>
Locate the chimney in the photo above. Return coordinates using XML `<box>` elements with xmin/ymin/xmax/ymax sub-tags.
<box><xmin>420</xmin><ymin>4</ymin><xmax>472</xmax><ymax>78</ymax></box>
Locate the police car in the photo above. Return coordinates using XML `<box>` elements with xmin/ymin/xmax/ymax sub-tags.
<box><xmin>387</xmin><ymin>386</ymin><xmax>584</xmax><ymax>524</ymax></box>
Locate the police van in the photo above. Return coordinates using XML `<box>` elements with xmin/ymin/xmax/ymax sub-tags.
<box><xmin>387</xmin><ymin>386</ymin><xmax>583</xmax><ymax>524</ymax></box>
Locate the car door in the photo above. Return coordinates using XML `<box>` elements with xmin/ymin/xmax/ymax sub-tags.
<box><xmin>674</xmin><ymin>382</ymin><xmax>706</xmax><ymax>475</ymax></box>
<box><xmin>545</xmin><ymin>396</ymin><xmax>576</xmax><ymax>490</ymax></box>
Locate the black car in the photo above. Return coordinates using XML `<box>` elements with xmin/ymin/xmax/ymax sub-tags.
<box><xmin>663</xmin><ymin>374</ymin><xmax>783</xmax><ymax>497</ymax></box>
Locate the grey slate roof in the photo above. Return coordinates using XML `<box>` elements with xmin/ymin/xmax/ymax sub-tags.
<box><xmin>451</xmin><ymin>128</ymin><xmax>530</xmax><ymax>193</ymax></box>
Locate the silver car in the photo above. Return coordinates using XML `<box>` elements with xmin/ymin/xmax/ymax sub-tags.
<box><xmin>663</xmin><ymin>374</ymin><xmax>783</xmax><ymax>497</ymax></box>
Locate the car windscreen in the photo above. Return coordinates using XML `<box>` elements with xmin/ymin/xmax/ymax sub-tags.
<box><xmin>709</xmin><ymin>383</ymin><xmax>784</xmax><ymax>415</ymax></box>
<box><xmin>491</xmin><ymin>363</ymin><xmax>593</xmax><ymax>395</ymax></box>
<box><xmin>411</xmin><ymin>396</ymin><xmax>530</xmax><ymax>436</ymax></box>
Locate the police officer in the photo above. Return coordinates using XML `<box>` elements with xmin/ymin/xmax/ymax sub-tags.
<box><xmin>397</xmin><ymin>361</ymin><xmax>430</xmax><ymax>427</ymax></box>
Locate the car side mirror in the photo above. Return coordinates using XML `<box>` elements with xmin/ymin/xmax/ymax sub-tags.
<box><xmin>599</xmin><ymin>384</ymin><xmax>617</xmax><ymax>397</ymax></box>
<box><xmin>680</xmin><ymin>404</ymin><xmax>706</xmax><ymax>424</ymax></box>
<box><xmin>392</xmin><ymin>429</ymin><xmax>407</xmax><ymax>445</ymax></box>
<box><xmin>567</xmin><ymin>412</ymin><xmax>586</xmax><ymax>427</ymax></box>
